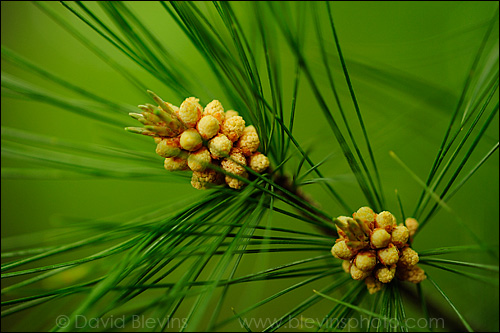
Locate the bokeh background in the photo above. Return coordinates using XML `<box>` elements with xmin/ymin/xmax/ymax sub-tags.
<box><xmin>1</xmin><ymin>1</ymin><xmax>498</xmax><ymax>331</ymax></box>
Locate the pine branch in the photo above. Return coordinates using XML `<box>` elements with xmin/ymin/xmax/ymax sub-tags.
<box><xmin>273</xmin><ymin>172</ymin><xmax>475</xmax><ymax>332</ymax></box>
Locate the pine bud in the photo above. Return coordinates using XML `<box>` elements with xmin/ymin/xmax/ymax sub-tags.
<box><xmin>350</xmin><ymin>263</ymin><xmax>371</xmax><ymax>280</ymax></box>
<box><xmin>236</xmin><ymin>125</ymin><xmax>260</xmax><ymax>156</ymax></box>
<box><xmin>374</xmin><ymin>264</ymin><xmax>396</xmax><ymax>283</ymax></box>
<box><xmin>156</xmin><ymin>137</ymin><xmax>181</xmax><ymax>158</ymax></box>
<box><xmin>354</xmin><ymin>251</ymin><xmax>377</xmax><ymax>272</ymax></box>
<box><xmin>365</xmin><ymin>276</ymin><xmax>383</xmax><ymax>294</ymax></box>
<box><xmin>225</xmin><ymin>171</ymin><xmax>248</xmax><ymax>189</ymax></box>
<box><xmin>354</xmin><ymin>206</ymin><xmax>376</xmax><ymax>223</ymax></box>
<box><xmin>342</xmin><ymin>260</ymin><xmax>352</xmax><ymax>273</ymax></box>
<box><xmin>377</xmin><ymin>243</ymin><xmax>399</xmax><ymax>266</ymax></box>
<box><xmin>225</xmin><ymin>110</ymin><xmax>239</xmax><ymax>119</ymax></box>
<box><xmin>221</xmin><ymin>149</ymin><xmax>246</xmax><ymax>175</ymax></box>
<box><xmin>222</xmin><ymin>115</ymin><xmax>245</xmax><ymax>142</ymax></box>
<box><xmin>208</xmin><ymin>133</ymin><xmax>232</xmax><ymax>159</ymax></box>
<box><xmin>398</xmin><ymin>247</ymin><xmax>419</xmax><ymax>268</ymax></box>
<box><xmin>391</xmin><ymin>225</ymin><xmax>409</xmax><ymax>248</ymax></box>
<box><xmin>331</xmin><ymin>240</ymin><xmax>355</xmax><ymax>260</ymax></box>
<box><xmin>405</xmin><ymin>218</ymin><xmax>419</xmax><ymax>240</ymax></box>
<box><xmin>249</xmin><ymin>152</ymin><xmax>269</xmax><ymax>173</ymax></box>
<box><xmin>397</xmin><ymin>264</ymin><xmax>426</xmax><ymax>283</ymax></box>
<box><xmin>204</xmin><ymin>100</ymin><xmax>225</xmax><ymax>123</ymax></box>
<box><xmin>370</xmin><ymin>228</ymin><xmax>391</xmax><ymax>248</ymax></box>
<box><xmin>191</xmin><ymin>169</ymin><xmax>223</xmax><ymax>189</ymax></box>
<box><xmin>329</xmin><ymin>206</ymin><xmax>425</xmax><ymax>290</ymax></box>
<box><xmin>375</xmin><ymin>211</ymin><xmax>396</xmax><ymax>232</ymax></box>
<box><xmin>178</xmin><ymin>97</ymin><xmax>202</xmax><ymax>128</ymax></box>
<box><xmin>180</xmin><ymin>128</ymin><xmax>203</xmax><ymax>151</ymax></box>
<box><xmin>164</xmin><ymin>157</ymin><xmax>188</xmax><ymax>171</ymax></box>
<box><xmin>196</xmin><ymin>115</ymin><xmax>220</xmax><ymax>140</ymax></box>
<box><xmin>187</xmin><ymin>147</ymin><xmax>212</xmax><ymax>172</ymax></box>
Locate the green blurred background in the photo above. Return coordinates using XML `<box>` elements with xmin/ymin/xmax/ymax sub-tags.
<box><xmin>1</xmin><ymin>1</ymin><xmax>498</xmax><ymax>331</ymax></box>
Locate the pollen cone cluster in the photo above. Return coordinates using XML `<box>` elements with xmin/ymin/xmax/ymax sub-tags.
<box><xmin>331</xmin><ymin>207</ymin><xmax>425</xmax><ymax>294</ymax></box>
<box><xmin>125</xmin><ymin>91</ymin><xmax>269</xmax><ymax>190</ymax></box>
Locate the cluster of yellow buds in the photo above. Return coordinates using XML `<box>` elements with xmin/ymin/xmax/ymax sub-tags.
<box><xmin>331</xmin><ymin>207</ymin><xmax>425</xmax><ymax>294</ymax></box>
<box><xmin>125</xmin><ymin>91</ymin><xmax>269</xmax><ymax>190</ymax></box>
